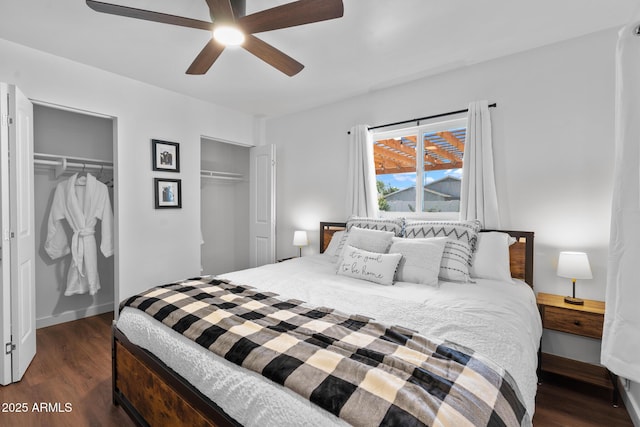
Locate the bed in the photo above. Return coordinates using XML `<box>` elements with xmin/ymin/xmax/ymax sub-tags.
<box><xmin>112</xmin><ymin>221</ymin><xmax>541</xmax><ymax>427</ymax></box>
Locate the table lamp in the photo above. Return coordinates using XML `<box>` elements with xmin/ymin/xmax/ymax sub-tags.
<box><xmin>557</xmin><ymin>251</ymin><xmax>592</xmax><ymax>305</ymax></box>
<box><xmin>293</xmin><ymin>230</ymin><xmax>308</xmax><ymax>257</ymax></box>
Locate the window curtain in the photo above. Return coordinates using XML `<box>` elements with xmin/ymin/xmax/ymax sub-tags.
<box><xmin>460</xmin><ymin>100</ymin><xmax>500</xmax><ymax>228</ymax></box>
<box><xmin>347</xmin><ymin>125</ymin><xmax>378</xmax><ymax>218</ymax></box>
<box><xmin>601</xmin><ymin>20</ymin><xmax>640</xmax><ymax>383</ymax></box>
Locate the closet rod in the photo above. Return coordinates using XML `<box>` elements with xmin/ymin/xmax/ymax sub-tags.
<box><xmin>34</xmin><ymin>159</ymin><xmax>114</xmax><ymax>171</ymax></box>
<box><xmin>200</xmin><ymin>170</ymin><xmax>243</xmax><ymax>182</ymax></box>
<box><xmin>34</xmin><ymin>152</ymin><xmax>113</xmax><ymax>179</ymax></box>
<box><xmin>201</xmin><ymin>175</ymin><xmax>243</xmax><ymax>182</ymax></box>
<box><xmin>34</xmin><ymin>152</ymin><xmax>113</xmax><ymax>167</ymax></box>
<box><xmin>346</xmin><ymin>103</ymin><xmax>497</xmax><ymax>134</ymax></box>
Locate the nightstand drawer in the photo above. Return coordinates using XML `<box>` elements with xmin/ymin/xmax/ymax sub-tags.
<box><xmin>543</xmin><ymin>306</ymin><xmax>603</xmax><ymax>339</ymax></box>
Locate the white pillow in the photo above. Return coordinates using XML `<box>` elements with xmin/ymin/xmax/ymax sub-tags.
<box><xmin>390</xmin><ymin>238</ymin><xmax>447</xmax><ymax>286</ymax></box>
<box><xmin>346</xmin><ymin>216</ymin><xmax>404</xmax><ymax>237</ymax></box>
<box><xmin>343</xmin><ymin>227</ymin><xmax>394</xmax><ymax>254</ymax></box>
<box><xmin>404</xmin><ymin>220</ymin><xmax>482</xmax><ymax>282</ymax></box>
<box><xmin>470</xmin><ymin>232</ymin><xmax>515</xmax><ymax>282</ymax></box>
<box><xmin>324</xmin><ymin>230</ymin><xmax>347</xmax><ymax>262</ymax></box>
<box><xmin>337</xmin><ymin>245</ymin><xmax>402</xmax><ymax>286</ymax></box>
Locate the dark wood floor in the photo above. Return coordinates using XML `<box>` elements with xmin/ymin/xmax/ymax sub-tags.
<box><xmin>534</xmin><ymin>373</ymin><xmax>634</xmax><ymax>427</ymax></box>
<box><xmin>0</xmin><ymin>312</ymin><xmax>134</xmax><ymax>427</ymax></box>
<box><xmin>0</xmin><ymin>312</ymin><xmax>635</xmax><ymax>426</ymax></box>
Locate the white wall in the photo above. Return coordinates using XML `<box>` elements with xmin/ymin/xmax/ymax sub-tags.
<box><xmin>0</xmin><ymin>38</ymin><xmax>255</xmax><ymax>306</ymax></box>
<box><xmin>266</xmin><ymin>27</ymin><xmax>640</xmax><ymax>415</ymax></box>
<box><xmin>267</xmin><ymin>29</ymin><xmax>617</xmax><ymax>291</ymax></box>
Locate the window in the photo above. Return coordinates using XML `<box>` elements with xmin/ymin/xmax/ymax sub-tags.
<box><xmin>373</xmin><ymin>118</ymin><xmax>466</xmax><ymax>214</ymax></box>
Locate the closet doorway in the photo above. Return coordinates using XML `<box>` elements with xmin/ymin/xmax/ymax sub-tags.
<box><xmin>32</xmin><ymin>103</ymin><xmax>116</xmax><ymax>329</ymax></box>
<box><xmin>200</xmin><ymin>137</ymin><xmax>250</xmax><ymax>275</ymax></box>
<box><xmin>1</xmin><ymin>85</ymin><xmax>117</xmax><ymax>385</ymax></box>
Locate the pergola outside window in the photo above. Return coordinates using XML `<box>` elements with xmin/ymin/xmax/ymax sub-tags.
<box><xmin>373</xmin><ymin>118</ymin><xmax>466</xmax><ymax>213</ymax></box>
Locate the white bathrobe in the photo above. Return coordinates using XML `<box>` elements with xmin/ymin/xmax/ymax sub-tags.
<box><xmin>45</xmin><ymin>173</ymin><xmax>114</xmax><ymax>296</ymax></box>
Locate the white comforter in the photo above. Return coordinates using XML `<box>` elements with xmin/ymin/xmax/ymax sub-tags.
<box><xmin>117</xmin><ymin>255</ymin><xmax>542</xmax><ymax>426</ymax></box>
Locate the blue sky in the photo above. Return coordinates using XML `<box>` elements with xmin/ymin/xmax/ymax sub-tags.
<box><xmin>377</xmin><ymin>168</ymin><xmax>462</xmax><ymax>191</ymax></box>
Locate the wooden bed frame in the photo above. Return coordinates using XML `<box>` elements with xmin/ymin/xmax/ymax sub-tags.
<box><xmin>112</xmin><ymin>222</ymin><xmax>535</xmax><ymax>426</ymax></box>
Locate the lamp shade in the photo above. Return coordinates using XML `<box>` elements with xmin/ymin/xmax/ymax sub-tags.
<box><xmin>557</xmin><ymin>252</ymin><xmax>593</xmax><ymax>280</ymax></box>
<box><xmin>293</xmin><ymin>230</ymin><xmax>309</xmax><ymax>247</ymax></box>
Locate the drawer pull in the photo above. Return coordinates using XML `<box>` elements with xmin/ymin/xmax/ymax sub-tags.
<box><xmin>574</xmin><ymin>320</ymin><xmax>582</xmax><ymax>326</ymax></box>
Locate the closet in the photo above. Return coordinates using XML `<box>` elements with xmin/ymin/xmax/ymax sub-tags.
<box><xmin>200</xmin><ymin>137</ymin><xmax>250</xmax><ymax>275</ymax></box>
<box><xmin>33</xmin><ymin>104</ymin><xmax>115</xmax><ymax>328</ymax></box>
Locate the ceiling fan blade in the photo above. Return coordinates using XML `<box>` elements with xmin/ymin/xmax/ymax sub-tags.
<box><xmin>86</xmin><ymin>0</ymin><xmax>212</xmax><ymax>31</ymax></box>
<box><xmin>243</xmin><ymin>35</ymin><xmax>304</xmax><ymax>77</ymax></box>
<box><xmin>239</xmin><ymin>0</ymin><xmax>343</xmax><ymax>34</ymax></box>
<box><xmin>186</xmin><ymin>39</ymin><xmax>226</xmax><ymax>74</ymax></box>
<box><xmin>205</xmin><ymin>0</ymin><xmax>235</xmax><ymax>23</ymax></box>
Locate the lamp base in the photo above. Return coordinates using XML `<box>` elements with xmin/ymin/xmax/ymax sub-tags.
<box><xmin>564</xmin><ymin>296</ymin><xmax>584</xmax><ymax>305</ymax></box>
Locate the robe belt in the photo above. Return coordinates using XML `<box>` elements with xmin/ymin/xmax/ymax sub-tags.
<box><xmin>71</xmin><ymin>228</ymin><xmax>96</xmax><ymax>277</ymax></box>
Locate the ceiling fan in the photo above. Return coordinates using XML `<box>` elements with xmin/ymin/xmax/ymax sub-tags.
<box><xmin>86</xmin><ymin>0</ymin><xmax>344</xmax><ymax>77</ymax></box>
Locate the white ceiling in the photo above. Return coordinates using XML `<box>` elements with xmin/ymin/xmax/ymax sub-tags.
<box><xmin>1</xmin><ymin>0</ymin><xmax>638</xmax><ymax>118</ymax></box>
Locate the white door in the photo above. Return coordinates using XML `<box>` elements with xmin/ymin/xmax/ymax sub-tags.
<box><xmin>0</xmin><ymin>83</ymin><xmax>36</xmax><ymax>385</ymax></box>
<box><xmin>249</xmin><ymin>144</ymin><xmax>275</xmax><ymax>267</ymax></box>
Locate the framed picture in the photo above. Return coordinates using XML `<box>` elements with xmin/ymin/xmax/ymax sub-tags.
<box><xmin>152</xmin><ymin>139</ymin><xmax>180</xmax><ymax>172</ymax></box>
<box><xmin>154</xmin><ymin>178</ymin><xmax>182</xmax><ymax>209</ymax></box>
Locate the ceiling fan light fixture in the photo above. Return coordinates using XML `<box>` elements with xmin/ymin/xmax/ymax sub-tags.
<box><xmin>213</xmin><ymin>25</ymin><xmax>245</xmax><ymax>46</ymax></box>
<box><xmin>86</xmin><ymin>0</ymin><xmax>345</xmax><ymax>75</ymax></box>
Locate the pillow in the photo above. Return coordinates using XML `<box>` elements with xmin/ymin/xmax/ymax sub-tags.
<box><xmin>389</xmin><ymin>237</ymin><xmax>447</xmax><ymax>286</ymax></box>
<box><xmin>403</xmin><ymin>220</ymin><xmax>482</xmax><ymax>282</ymax></box>
<box><xmin>470</xmin><ymin>232</ymin><xmax>515</xmax><ymax>282</ymax></box>
<box><xmin>337</xmin><ymin>245</ymin><xmax>402</xmax><ymax>286</ymax></box>
<box><xmin>343</xmin><ymin>226</ymin><xmax>394</xmax><ymax>254</ymax></box>
<box><xmin>324</xmin><ymin>230</ymin><xmax>348</xmax><ymax>263</ymax></box>
<box><xmin>403</xmin><ymin>219</ymin><xmax>481</xmax><ymax>252</ymax></box>
<box><xmin>346</xmin><ymin>216</ymin><xmax>404</xmax><ymax>237</ymax></box>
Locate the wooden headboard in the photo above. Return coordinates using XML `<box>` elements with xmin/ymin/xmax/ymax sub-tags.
<box><xmin>319</xmin><ymin>222</ymin><xmax>534</xmax><ymax>287</ymax></box>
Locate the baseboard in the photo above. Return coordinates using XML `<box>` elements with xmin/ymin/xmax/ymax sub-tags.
<box><xmin>36</xmin><ymin>302</ymin><xmax>114</xmax><ymax>329</ymax></box>
<box><xmin>620</xmin><ymin>385</ymin><xmax>640</xmax><ymax>427</ymax></box>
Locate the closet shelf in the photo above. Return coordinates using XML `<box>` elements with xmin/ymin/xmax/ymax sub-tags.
<box><xmin>201</xmin><ymin>169</ymin><xmax>244</xmax><ymax>182</ymax></box>
<box><xmin>34</xmin><ymin>152</ymin><xmax>113</xmax><ymax>178</ymax></box>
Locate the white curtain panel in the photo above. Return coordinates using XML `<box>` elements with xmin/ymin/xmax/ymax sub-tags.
<box><xmin>346</xmin><ymin>125</ymin><xmax>378</xmax><ymax>218</ymax></box>
<box><xmin>460</xmin><ymin>100</ymin><xmax>500</xmax><ymax>228</ymax></box>
<box><xmin>601</xmin><ymin>20</ymin><xmax>640</xmax><ymax>382</ymax></box>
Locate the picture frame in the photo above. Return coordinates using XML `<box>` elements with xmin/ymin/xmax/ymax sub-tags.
<box><xmin>152</xmin><ymin>139</ymin><xmax>180</xmax><ymax>172</ymax></box>
<box><xmin>154</xmin><ymin>178</ymin><xmax>182</xmax><ymax>209</ymax></box>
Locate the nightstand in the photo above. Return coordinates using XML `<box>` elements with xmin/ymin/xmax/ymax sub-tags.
<box><xmin>536</xmin><ymin>292</ymin><xmax>619</xmax><ymax>406</ymax></box>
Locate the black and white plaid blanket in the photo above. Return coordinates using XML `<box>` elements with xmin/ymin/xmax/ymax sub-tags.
<box><xmin>122</xmin><ymin>278</ymin><xmax>530</xmax><ymax>427</ymax></box>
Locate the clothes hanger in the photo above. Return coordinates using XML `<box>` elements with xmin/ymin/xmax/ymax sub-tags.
<box><xmin>97</xmin><ymin>165</ymin><xmax>104</xmax><ymax>182</ymax></box>
<box><xmin>75</xmin><ymin>164</ymin><xmax>87</xmax><ymax>185</ymax></box>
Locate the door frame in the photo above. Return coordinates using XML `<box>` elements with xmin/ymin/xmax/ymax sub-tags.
<box><xmin>0</xmin><ymin>84</ymin><xmax>12</xmax><ymax>385</ymax></box>
<box><xmin>29</xmin><ymin>99</ymin><xmax>120</xmax><ymax>320</ymax></box>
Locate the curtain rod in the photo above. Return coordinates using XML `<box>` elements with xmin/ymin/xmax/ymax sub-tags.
<box><xmin>347</xmin><ymin>103</ymin><xmax>497</xmax><ymax>134</ymax></box>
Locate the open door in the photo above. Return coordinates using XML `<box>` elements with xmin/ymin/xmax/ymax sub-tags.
<box><xmin>0</xmin><ymin>83</ymin><xmax>36</xmax><ymax>385</ymax></box>
<box><xmin>249</xmin><ymin>144</ymin><xmax>275</xmax><ymax>267</ymax></box>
